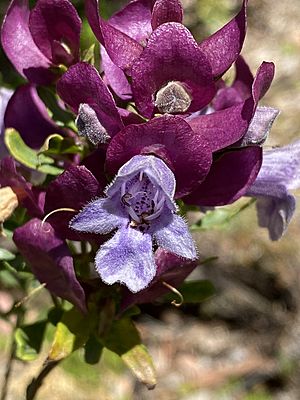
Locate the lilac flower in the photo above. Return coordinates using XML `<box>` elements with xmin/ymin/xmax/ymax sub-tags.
<box><xmin>1</xmin><ymin>0</ymin><xmax>81</xmax><ymax>84</ymax></box>
<box><xmin>70</xmin><ymin>155</ymin><xmax>197</xmax><ymax>292</ymax></box>
<box><xmin>105</xmin><ymin>114</ymin><xmax>212</xmax><ymax>198</ymax></box>
<box><xmin>247</xmin><ymin>141</ymin><xmax>300</xmax><ymax>240</ymax></box>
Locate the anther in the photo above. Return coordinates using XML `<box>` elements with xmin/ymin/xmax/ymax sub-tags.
<box><xmin>76</xmin><ymin>103</ymin><xmax>110</xmax><ymax>145</ymax></box>
<box><xmin>155</xmin><ymin>81</ymin><xmax>192</xmax><ymax>114</ymax></box>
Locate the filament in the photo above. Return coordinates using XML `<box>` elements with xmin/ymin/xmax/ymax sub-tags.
<box><xmin>41</xmin><ymin>208</ymin><xmax>77</xmax><ymax>226</ymax></box>
<box><xmin>162</xmin><ymin>281</ymin><xmax>184</xmax><ymax>307</ymax></box>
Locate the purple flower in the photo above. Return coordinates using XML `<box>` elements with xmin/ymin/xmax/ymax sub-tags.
<box><xmin>130</xmin><ymin>22</ymin><xmax>216</xmax><ymax>117</ymax></box>
<box><xmin>182</xmin><ymin>60</ymin><xmax>275</xmax><ymax>206</ymax></box>
<box><xmin>57</xmin><ymin>62</ymin><xmax>124</xmax><ymax>142</ymax></box>
<box><xmin>105</xmin><ymin>114</ymin><xmax>212</xmax><ymax>198</ymax></box>
<box><xmin>13</xmin><ymin>218</ymin><xmax>86</xmax><ymax>313</ymax></box>
<box><xmin>86</xmin><ymin>0</ymin><xmax>247</xmax><ymax>105</ymax></box>
<box><xmin>4</xmin><ymin>84</ymin><xmax>64</xmax><ymax>148</ymax></box>
<box><xmin>247</xmin><ymin>141</ymin><xmax>300</xmax><ymax>240</ymax></box>
<box><xmin>1</xmin><ymin>0</ymin><xmax>81</xmax><ymax>84</ymax></box>
<box><xmin>70</xmin><ymin>155</ymin><xmax>197</xmax><ymax>292</ymax></box>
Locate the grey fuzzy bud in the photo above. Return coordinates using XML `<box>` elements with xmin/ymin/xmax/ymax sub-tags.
<box><xmin>75</xmin><ymin>103</ymin><xmax>110</xmax><ymax>145</ymax></box>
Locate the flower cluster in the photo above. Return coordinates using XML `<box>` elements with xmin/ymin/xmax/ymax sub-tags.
<box><xmin>1</xmin><ymin>0</ymin><xmax>298</xmax><ymax>315</ymax></box>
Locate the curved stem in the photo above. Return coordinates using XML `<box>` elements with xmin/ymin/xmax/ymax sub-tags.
<box><xmin>26</xmin><ymin>359</ymin><xmax>60</xmax><ymax>400</ymax></box>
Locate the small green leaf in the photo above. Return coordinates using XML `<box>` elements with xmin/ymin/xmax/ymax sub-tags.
<box><xmin>4</xmin><ymin>128</ymin><xmax>63</xmax><ymax>175</ymax></box>
<box><xmin>104</xmin><ymin>318</ymin><xmax>156</xmax><ymax>389</ymax></box>
<box><xmin>164</xmin><ymin>280</ymin><xmax>215</xmax><ymax>304</ymax></box>
<box><xmin>190</xmin><ymin>199</ymin><xmax>255</xmax><ymax>231</ymax></box>
<box><xmin>0</xmin><ymin>248</ymin><xmax>15</xmax><ymax>261</ymax></box>
<box><xmin>48</xmin><ymin>306</ymin><xmax>95</xmax><ymax>361</ymax></box>
<box><xmin>39</xmin><ymin>134</ymin><xmax>82</xmax><ymax>156</ymax></box>
<box><xmin>82</xmin><ymin>43</ymin><xmax>95</xmax><ymax>64</ymax></box>
<box><xmin>15</xmin><ymin>321</ymin><xmax>47</xmax><ymax>361</ymax></box>
<box><xmin>37</xmin><ymin>86</ymin><xmax>75</xmax><ymax>128</ymax></box>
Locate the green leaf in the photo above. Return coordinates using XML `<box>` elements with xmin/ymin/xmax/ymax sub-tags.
<box><xmin>164</xmin><ymin>280</ymin><xmax>215</xmax><ymax>304</ymax></box>
<box><xmin>104</xmin><ymin>318</ymin><xmax>156</xmax><ymax>389</ymax></box>
<box><xmin>190</xmin><ymin>199</ymin><xmax>256</xmax><ymax>231</ymax></box>
<box><xmin>39</xmin><ymin>134</ymin><xmax>82</xmax><ymax>156</ymax></box>
<box><xmin>37</xmin><ymin>86</ymin><xmax>75</xmax><ymax>128</ymax></box>
<box><xmin>0</xmin><ymin>248</ymin><xmax>15</xmax><ymax>261</ymax></box>
<box><xmin>15</xmin><ymin>320</ymin><xmax>47</xmax><ymax>361</ymax></box>
<box><xmin>48</xmin><ymin>306</ymin><xmax>95</xmax><ymax>361</ymax></box>
<box><xmin>82</xmin><ymin>43</ymin><xmax>95</xmax><ymax>64</ymax></box>
<box><xmin>4</xmin><ymin>128</ymin><xmax>63</xmax><ymax>175</ymax></box>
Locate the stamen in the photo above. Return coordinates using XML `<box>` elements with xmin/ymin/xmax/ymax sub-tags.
<box><xmin>127</xmin><ymin>207</ymin><xmax>141</xmax><ymax>223</ymax></box>
<box><xmin>143</xmin><ymin>208</ymin><xmax>163</xmax><ymax>221</ymax></box>
<box><xmin>155</xmin><ymin>195</ymin><xmax>165</xmax><ymax>212</ymax></box>
<box><xmin>153</xmin><ymin>189</ymin><xmax>159</xmax><ymax>204</ymax></box>
<box><xmin>121</xmin><ymin>182</ymin><xmax>126</xmax><ymax>197</ymax></box>
<box><xmin>139</xmin><ymin>171</ymin><xmax>144</xmax><ymax>181</ymax></box>
<box><xmin>162</xmin><ymin>281</ymin><xmax>184</xmax><ymax>307</ymax></box>
<box><xmin>42</xmin><ymin>208</ymin><xmax>77</xmax><ymax>226</ymax></box>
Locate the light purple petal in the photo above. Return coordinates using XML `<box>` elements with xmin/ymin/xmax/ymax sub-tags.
<box><xmin>4</xmin><ymin>84</ymin><xmax>63</xmax><ymax>148</ymax></box>
<box><xmin>239</xmin><ymin>106</ymin><xmax>279</xmax><ymax>147</ymax></box>
<box><xmin>70</xmin><ymin>198</ymin><xmax>126</xmax><ymax>235</ymax></box>
<box><xmin>95</xmin><ymin>227</ymin><xmax>156</xmax><ymax>292</ymax></box>
<box><xmin>131</xmin><ymin>22</ymin><xmax>215</xmax><ymax>118</ymax></box>
<box><xmin>85</xmin><ymin>0</ymin><xmax>143</xmax><ymax>71</ymax></box>
<box><xmin>198</xmin><ymin>0</ymin><xmax>247</xmax><ymax>77</ymax></box>
<box><xmin>153</xmin><ymin>213</ymin><xmax>197</xmax><ymax>260</ymax></box>
<box><xmin>106</xmin><ymin>154</ymin><xmax>176</xmax><ymax>201</ymax></box>
<box><xmin>255</xmin><ymin>192</ymin><xmax>296</xmax><ymax>241</ymax></box>
<box><xmin>13</xmin><ymin>218</ymin><xmax>86</xmax><ymax>313</ymax></box>
<box><xmin>0</xmin><ymin>88</ymin><xmax>13</xmax><ymax>159</ymax></box>
<box><xmin>184</xmin><ymin>147</ymin><xmax>262</xmax><ymax>206</ymax></box>
<box><xmin>106</xmin><ymin>115</ymin><xmax>212</xmax><ymax>198</ymax></box>
<box><xmin>1</xmin><ymin>0</ymin><xmax>54</xmax><ymax>84</ymax></box>
<box><xmin>151</xmin><ymin>0</ymin><xmax>183</xmax><ymax>30</ymax></box>
<box><xmin>248</xmin><ymin>140</ymin><xmax>300</xmax><ymax>192</ymax></box>
<box><xmin>29</xmin><ymin>0</ymin><xmax>81</xmax><ymax>65</ymax></box>
<box><xmin>120</xmin><ymin>248</ymin><xmax>198</xmax><ymax>311</ymax></box>
<box><xmin>246</xmin><ymin>140</ymin><xmax>300</xmax><ymax>240</ymax></box>
<box><xmin>56</xmin><ymin>62</ymin><xmax>124</xmax><ymax>137</ymax></box>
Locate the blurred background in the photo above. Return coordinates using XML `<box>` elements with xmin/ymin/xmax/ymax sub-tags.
<box><xmin>1</xmin><ymin>0</ymin><xmax>300</xmax><ymax>399</ymax></box>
